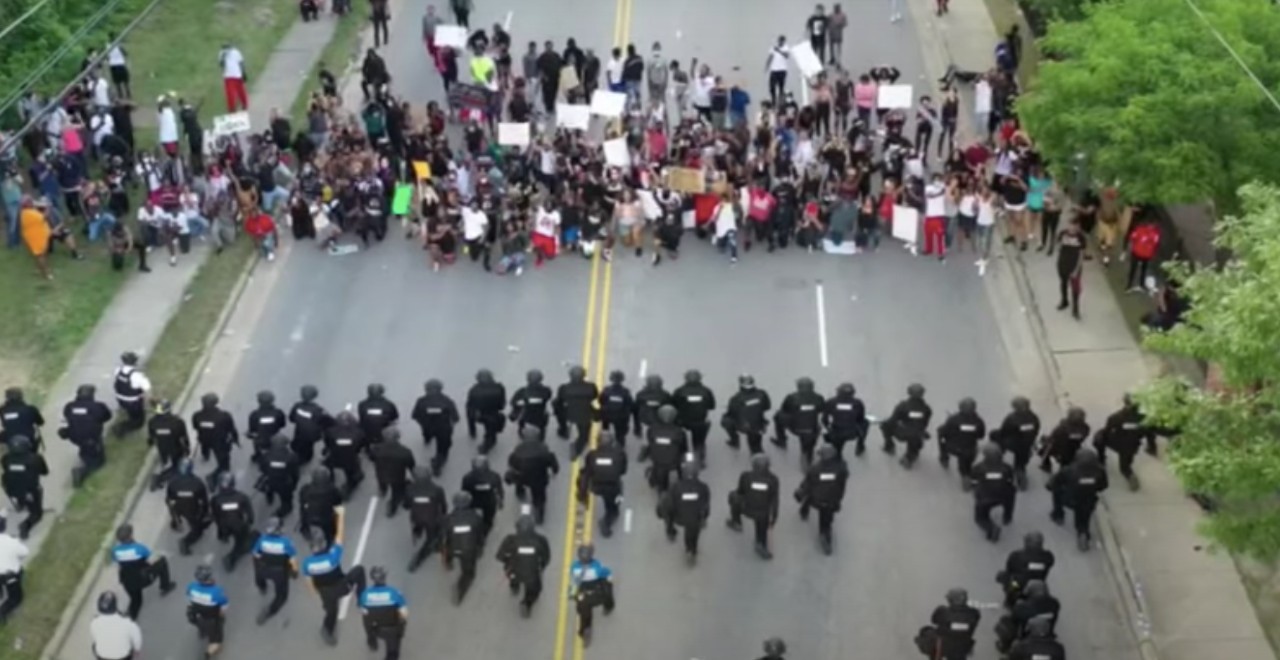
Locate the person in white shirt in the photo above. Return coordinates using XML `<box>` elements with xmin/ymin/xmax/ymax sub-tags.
<box><xmin>461</xmin><ymin>201</ymin><xmax>490</xmax><ymax>269</ymax></box>
<box><xmin>106</xmin><ymin>35</ymin><xmax>131</xmax><ymax>98</ymax></box>
<box><xmin>156</xmin><ymin>97</ymin><xmax>179</xmax><ymax>157</ymax></box>
<box><xmin>712</xmin><ymin>190</ymin><xmax>740</xmax><ymax>263</ymax></box>
<box><xmin>219</xmin><ymin>43</ymin><xmax>248</xmax><ymax>112</ymax></box>
<box><xmin>90</xmin><ymin>591</ymin><xmax>142</xmax><ymax>660</ymax></box>
<box><xmin>974</xmin><ymin>75</ymin><xmax>993</xmax><ymax>141</ymax></box>
<box><xmin>532</xmin><ymin>200</ymin><xmax>560</xmax><ymax>266</ymax></box>
<box><xmin>177</xmin><ymin>185</ymin><xmax>209</xmax><ymax>239</ymax></box>
<box><xmin>923</xmin><ymin>174</ymin><xmax>948</xmax><ymax>260</ymax></box>
<box><xmin>606</xmin><ymin>47</ymin><xmax>624</xmax><ymax>92</ymax></box>
<box><xmin>975</xmin><ymin>183</ymin><xmax>998</xmax><ymax>274</ymax></box>
<box><xmin>89</xmin><ymin>108</ymin><xmax>115</xmax><ymax>150</ymax></box>
<box><xmin>137</xmin><ymin>200</ymin><xmax>179</xmax><ymax>265</ymax></box>
<box><xmin>0</xmin><ymin>516</ymin><xmax>30</xmax><ymax>620</ymax></box>
<box><xmin>91</xmin><ymin>72</ymin><xmax>112</xmax><ymax>111</ymax></box>
<box><xmin>765</xmin><ymin>36</ymin><xmax>790</xmax><ymax>107</ymax></box>
<box><xmin>691</xmin><ymin>65</ymin><xmax>715</xmax><ymax>122</ymax></box>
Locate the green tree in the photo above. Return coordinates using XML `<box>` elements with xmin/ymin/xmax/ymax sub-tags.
<box><xmin>1017</xmin><ymin>0</ymin><xmax>1280</xmax><ymax>212</ymax></box>
<box><xmin>1021</xmin><ymin>0</ymin><xmax>1097</xmax><ymax>26</ymax></box>
<box><xmin>1136</xmin><ymin>182</ymin><xmax>1280</xmax><ymax>559</ymax></box>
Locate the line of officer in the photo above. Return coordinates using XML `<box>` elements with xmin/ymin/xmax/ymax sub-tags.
<box><xmin>357</xmin><ymin>383</ymin><xmax>399</xmax><ymax>453</ymax></box>
<box><xmin>192</xmin><ymin>393</ymin><xmax>239</xmax><ymax>481</ymax></box>
<box><xmin>300</xmin><ymin>467</ymin><xmax>343</xmax><ymax>547</ymax></box>
<box><xmin>2</xmin><ymin>435</ymin><xmax>48</xmax><ymax>539</ymax></box>
<box><xmin>165</xmin><ymin>458</ymin><xmax>210</xmax><ymax>555</ymax></box>
<box><xmin>246</xmin><ymin>390</ymin><xmax>287</xmax><ymax>470</ymax></box>
<box><xmin>324</xmin><ymin>411</ymin><xmax>367</xmax><ymax>499</ymax></box>
<box><xmin>642</xmin><ymin>404</ymin><xmax>688</xmax><ymax>492</ymax></box>
<box><xmin>510</xmin><ymin>369</ymin><xmax>552</xmax><ymax>444</ymax></box>
<box><xmin>147</xmin><ymin>399</ymin><xmax>190</xmax><ymax>491</ymax></box>
<box><xmin>598</xmin><ymin>370</ymin><xmax>635</xmax><ymax>442</ymax></box>
<box><xmin>251</xmin><ymin>516</ymin><xmax>298</xmax><ymax>624</ymax></box>
<box><xmin>634</xmin><ymin>374</ymin><xmax>672</xmax><ymax>440</ymax></box>
<box><xmin>111</xmin><ymin>351</ymin><xmax>151</xmax><ymax>438</ymax></box>
<box><xmin>506</xmin><ymin>426</ymin><xmax>560</xmax><ymax>524</ymax></box>
<box><xmin>990</xmin><ymin>396</ymin><xmax>1041</xmax><ymax>490</ymax></box>
<box><xmin>880</xmin><ymin>384</ymin><xmax>932</xmax><ymax>468</ymax></box>
<box><xmin>1039</xmin><ymin>406</ymin><xmax>1089</xmax><ymax>474</ymax></box>
<box><xmin>411</xmin><ymin>379</ymin><xmax>459</xmax><ymax>474</ymax></box>
<box><xmin>673</xmin><ymin>370</ymin><xmax>716</xmax><ymax>464</ymax></box>
<box><xmin>495</xmin><ymin>514</ymin><xmax>551</xmax><ymax>617</ymax></box>
<box><xmin>1048</xmin><ymin>447</ymin><xmax>1108</xmax><ymax>551</ymax></box>
<box><xmin>970</xmin><ymin>442</ymin><xmax>1016</xmax><ymax>542</ymax></box>
<box><xmin>406</xmin><ymin>467</ymin><xmax>448</xmax><ymax>572</ymax></box>
<box><xmin>185</xmin><ymin>564</ymin><xmax>228</xmax><ymax>658</ymax></box>
<box><xmin>579</xmin><ymin>431</ymin><xmax>628</xmax><ymax>537</ymax></box>
<box><xmin>372</xmin><ymin>428</ymin><xmax>416</xmax><ymax>517</ymax></box>
<box><xmin>289</xmin><ymin>384</ymin><xmax>333</xmax><ymax>465</ymax></box>
<box><xmin>727</xmin><ymin>454</ymin><xmax>780</xmax><ymax>559</ymax></box>
<box><xmin>1094</xmin><ymin>393</ymin><xmax>1151</xmax><ymax>491</ymax></box>
<box><xmin>465</xmin><ymin>369</ymin><xmax>507</xmax><ymax>455</ymax></box>
<box><xmin>110</xmin><ymin>523</ymin><xmax>176</xmax><ymax>619</ymax></box>
<box><xmin>555</xmin><ymin>365</ymin><xmax>599</xmax><ymax>457</ymax></box>
<box><xmin>61</xmin><ymin>384</ymin><xmax>113</xmax><ymax>487</ymax></box>
<box><xmin>997</xmin><ymin>531</ymin><xmax>1055</xmax><ymax>608</ymax></box>
<box><xmin>0</xmin><ymin>387</ymin><xmax>43</xmax><ymax>450</ymax></box>
<box><xmin>661</xmin><ymin>460</ymin><xmax>710</xmax><ymax>564</ymax></box>
<box><xmin>210</xmin><ymin>472</ymin><xmax>255</xmax><ymax>570</ymax></box>
<box><xmin>569</xmin><ymin>544</ymin><xmax>615</xmax><ymax>647</ymax></box>
<box><xmin>461</xmin><ymin>455</ymin><xmax>504</xmax><ymax>540</ymax></box>
<box><xmin>301</xmin><ymin>508</ymin><xmax>367</xmax><ymax>645</ymax></box>
<box><xmin>772</xmin><ymin>377</ymin><xmax>824</xmax><ymax>465</ymax></box>
<box><xmin>442</xmin><ymin>491</ymin><xmax>484</xmax><ymax>604</ymax></box>
<box><xmin>359</xmin><ymin>566</ymin><xmax>408</xmax><ymax>660</ymax></box>
<box><xmin>260</xmin><ymin>434</ymin><xmax>301</xmax><ymax>519</ymax></box>
<box><xmin>938</xmin><ymin>398</ymin><xmax>987</xmax><ymax>489</ymax></box>
<box><xmin>794</xmin><ymin>444</ymin><xmax>848</xmax><ymax>555</ymax></box>
<box><xmin>923</xmin><ymin>588</ymin><xmax>981</xmax><ymax>660</ymax></box>
<box><xmin>823</xmin><ymin>382</ymin><xmax>868</xmax><ymax>458</ymax></box>
<box><xmin>724</xmin><ymin>375</ymin><xmax>772</xmax><ymax>454</ymax></box>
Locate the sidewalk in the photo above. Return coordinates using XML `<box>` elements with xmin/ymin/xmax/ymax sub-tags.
<box><xmin>902</xmin><ymin>0</ymin><xmax>1275</xmax><ymax>659</ymax></box>
<box><xmin>24</xmin><ymin>16</ymin><xmax>341</xmax><ymax>560</ymax></box>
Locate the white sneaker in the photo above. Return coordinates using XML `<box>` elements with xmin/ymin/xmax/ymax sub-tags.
<box><xmin>169</xmin><ymin>255</ymin><xmax>177</xmax><ymax>266</ymax></box>
<box><xmin>267</xmin><ymin>252</ymin><xmax>276</xmax><ymax>262</ymax></box>
<box><xmin>730</xmin><ymin>256</ymin><xmax>738</xmax><ymax>264</ymax></box>
<box><xmin>515</xmin><ymin>266</ymin><xmax>524</xmax><ymax>276</ymax></box>
<box><xmin>977</xmin><ymin>259</ymin><xmax>988</xmax><ymax>276</ymax></box>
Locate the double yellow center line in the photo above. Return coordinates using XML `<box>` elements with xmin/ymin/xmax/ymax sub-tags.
<box><xmin>550</xmin><ymin>2</ymin><xmax>631</xmax><ymax>657</ymax></box>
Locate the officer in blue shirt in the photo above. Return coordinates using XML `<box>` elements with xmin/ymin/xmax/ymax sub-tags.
<box><xmin>251</xmin><ymin>517</ymin><xmax>298</xmax><ymax>624</ymax></box>
<box><xmin>110</xmin><ymin>523</ymin><xmax>175</xmax><ymax>619</ymax></box>
<box><xmin>186</xmin><ymin>564</ymin><xmax>229</xmax><ymax>657</ymax></box>
<box><xmin>358</xmin><ymin>566</ymin><xmax>408</xmax><ymax>660</ymax></box>
<box><xmin>569</xmin><ymin>544</ymin><xmax>615</xmax><ymax>647</ymax></box>
<box><xmin>301</xmin><ymin>508</ymin><xmax>366</xmax><ymax>645</ymax></box>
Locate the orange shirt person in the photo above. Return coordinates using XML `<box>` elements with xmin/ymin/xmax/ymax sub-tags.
<box><xmin>19</xmin><ymin>198</ymin><xmax>52</xmax><ymax>280</ymax></box>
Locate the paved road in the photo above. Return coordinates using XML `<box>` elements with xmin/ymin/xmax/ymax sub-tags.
<box><xmin>54</xmin><ymin>0</ymin><xmax>1145</xmax><ymax>659</ymax></box>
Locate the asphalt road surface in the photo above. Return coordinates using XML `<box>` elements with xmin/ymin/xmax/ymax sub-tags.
<box><xmin>54</xmin><ymin>0</ymin><xmax>1146</xmax><ymax>659</ymax></box>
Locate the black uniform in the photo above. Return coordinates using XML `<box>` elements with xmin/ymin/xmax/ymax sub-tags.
<box><xmin>999</xmin><ymin>546</ymin><xmax>1055</xmax><ymax>607</ymax></box>
<box><xmin>881</xmin><ymin>395</ymin><xmax>932</xmax><ymax>464</ymax></box>
<box><xmin>324</xmin><ymin>420</ymin><xmax>367</xmax><ymax>497</ymax></box>
<box><xmin>723</xmin><ymin>385</ymin><xmax>772</xmax><ymax>454</ymax></box>
<box><xmin>261</xmin><ymin>443</ymin><xmax>301</xmax><ymax>518</ymax></box>
<box><xmin>510</xmin><ymin>383</ymin><xmax>553</xmax><ymax>438</ymax></box>
<box><xmin>465</xmin><ymin>377</ymin><xmax>507</xmax><ymax>454</ymax></box>
<box><xmin>929</xmin><ymin>603</ymin><xmax>981</xmax><ymax>660</ymax></box>
<box><xmin>1049</xmin><ymin>456</ymin><xmax>1108</xmax><ymax>545</ymax></box>
<box><xmin>823</xmin><ymin>389</ymin><xmax>868</xmax><ymax>457</ymax></box>
<box><xmin>211</xmin><ymin>486</ymin><xmax>255</xmax><ymax>570</ymax></box>
<box><xmin>1095</xmin><ymin>403</ymin><xmax>1151</xmax><ymax>483</ymax></box>
<box><xmin>774</xmin><ymin>388</ymin><xmax>825</xmax><ymax>462</ymax></box>
<box><xmin>411</xmin><ymin>390</ymin><xmax>460</xmax><ymax>473</ymax></box>
<box><xmin>165</xmin><ymin>472</ymin><xmax>210</xmax><ymax>553</ymax></box>
<box><xmin>1040</xmin><ymin>415</ymin><xmax>1090</xmax><ymax>473</ymax></box>
<box><xmin>62</xmin><ymin>394</ymin><xmax>113</xmax><ymax>483</ymax></box>
<box><xmin>443</xmin><ymin>506</ymin><xmax>485</xmax><ymax>602</ymax></box>
<box><xmin>506</xmin><ymin>440</ymin><xmax>560</xmax><ymax>523</ymax></box>
<box><xmin>795</xmin><ymin>455</ymin><xmax>849</xmax><ymax>548</ymax></box>
<box><xmin>728</xmin><ymin>468</ymin><xmax>781</xmax><ymax>553</ymax></box>
<box><xmin>357</xmin><ymin>394</ymin><xmax>399</xmax><ymax>453</ymax></box>
<box><xmin>555</xmin><ymin>376</ymin><xmax>599</xmax><ymax>457</ymax></box>
<box><xmin>998</xmin><ymin>591</ymin><xmax>1061</xmax><ymax>651</ymax></box>
<box><xmin>1</xmin><ymin>444</ymin><xmax>49</xmax><ymax>537</ymax></box>
<box><xmin>112</xmin><ymin>364</ymin><xmax>148</xmax><ymax>436</ymax></box>
<box><xmin>579</xmin><ymin>442</ymin><xmax>628</xmax><ymax>537</ymax></box>
<box><xmin>634</xmin><ymin>381</ymin><xmax>672</xmax><ymax>438</ymax></box>
<box><xmin>1008</xmin><ymin>636</ymin><xmax>1066</xmax><ymax>660</ymax></box>
<box><xmin>672</xmin><ymin>380</ymin><xmax>716</xmax><ymax>462</ymax></box>
<box><xmin>407</xmin><ymin>478</ymin><xmax>448</xmax><ymax>570</ymax></box>
<box><xmin>192</xmin><ymin>405</ymin><xmax>239</xmax><ymax>476</ymax></box>
<box><xmin>247</xmin><ymin>403</ymin><xmax>288</xmax><ymax>468</ymax></box>
<box><xmin>495</xmin><ymin>529</ymin><xmax>552</xmax><ymax>609</ymax></box>
<box><xmin>299</xmin><ymin>477</ymin><xmax>343</xmax><ymax>547</ymax></box>
<box><xmin>971</xmin><ymin>453</ymin><xmax>1016</xmax><ymax>540</ymax></box>
<box><xmin>0</xmin><ymin>399</ymin><xmax>43</xmax><ymax>449</ymax></box>
<box><xmin>643</xmin><ymin>423</ymin><xmax>688</xmax><ymax>492</ymax></box>
<box><xmin>991</xmin><ymin>407</ymin><xmax>1041</xmax><ymax>487</ymax></box>
<box><xmin>371</xmin><ymin>441</ymin><xmax>416</xmax><ymax>516</ymax></box>
<box><xmin>461</xmin><ymin>464</ymin><xmax>505</xmax><ymax>538</ymax></box>
<box><xmin>288</xmin><ymin>399</ymin><xmax>333</xmax><ymax>465</ymax></box>
<box><xmin>938</xmin><ymin>410</ymin><xmax>986</xmax><ymax>483</ymax></box>
<box><xmin>663</xmin><ymin>475</ymin><xmax>711</xmax><ymax>555</ymax></box>
<box><xmin>147</xmin><ymin>411</ymin><xmax>190</xmax><ymax>486</ymax></box>
<box><xmin>597</xmin><ymin>382</ymin><xmax>636</xmax><ymax>444</ymax></box>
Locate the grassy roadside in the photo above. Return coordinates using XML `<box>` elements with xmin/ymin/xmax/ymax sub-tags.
<box><xmin>0</xmin><ymin>241</ymin><xmax>254</xmax><ymax>659</ymax></box>
<box><xmin>289</xmin><ymin>13</ymin><xmax>365</xmax><ymax>124</ymax></box>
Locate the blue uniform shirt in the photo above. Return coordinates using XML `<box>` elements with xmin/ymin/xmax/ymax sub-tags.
<box><xmin>302</xmin><ymin>543</ymin><xmax>344</xmax><ymax>578</ymax></box>
<box><xmin>359</xmin><ymin>585</ymin><xmax>407</xmax><ymax>609</ymax></box>
<box><xmin>186</xmin><ymin>582</ymin><xmax>229</xmax><ymax>608</ymax></box>
<box><xmin>253</xmin><ymin>534</ymin><xmax>298</xmax><ymax>558</ymax></box>
<box><xmin>570</xmin><ymin>559</ymin><xmax>612</xmax><ymax>587</ymax></box>
<box><xmin>110</xmin><ymin>542</ymin><xmax>151</xmax><ymax>564</ymax></box>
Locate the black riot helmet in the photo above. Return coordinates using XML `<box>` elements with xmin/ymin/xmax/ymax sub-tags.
<box><xmin>425</xmin><ymin>379</ymin><xmax>443</xmax><ymax>394</ymax></box>
<box><xmin>657</xmin><ymin>404</ymin><xmax>677</xmax><ymax>424</ymax></box>
<box><xmin>1023</xmin><ymin>531</ymin><xmax>1044</xmax><ymax>551</ymax></box>
<box><xmin>1075</xmin><ymin>447</ymin><xmax>1099</xmax><ymax>467</ymax></box>
<box><xmin>257</xmin><ymin>390</ymin><xmax>276</xmax><ymax>406</ymax></box>
<box><xmin>981</xmin><ymin>442</ymin><xmax>1002</xmax><ymax>462</ymax></box>
<box><xmin>452</xmin><ymin>491</ymin><xmax>473</xmax><ymax>509</ymax></box>
<box><xmin>76</xmin><ymin>384</ymin><xmax>96</xmax><ymax>400</ymax></box>
<box><xmin>309</xmin><ymin>527</ymin><xmax>329</xmax><ymax>553</ymax></box>
<box><xmin>739</xmin><ymin>374</ymin><xmax>756</xmax><ymax>389</ymax></box>
<box><xmin>368</xmin><ymin>383</ymin><xmax>386</xmax><ymax>398</ymax></box>
<box><xmin>412</xmin><ymin>466</ymin><xmax>433</xmax><ymax>483</ymax></box>
<box><xmin>263</xmin><ymin>516</ymin><xmax>284</xmax><ymax>536</ymax></box>
<box><xmin>599</xmin><ymin>430</ymin><xmax>618</xmax><ymax>449</ymax></box>
<box><xmin>178</xmin><ymin>457</ymin><xmax>194</xmax><ymax>475</ymax></box>
<box><xmin>336</xmin><ymin>410</ymin><xmax>356</xmax><ymax>426</ymax></box>
<box><xmin>945</xmin><ymin>587</ymin><xmax>969</xmax><ymax>607</ymax></box>
<box><xmin>568</xmin><ymin>365</ymin><xmax>586</xmax><ymax>382</ymax></box>
<box><xmin>310</xmin><ymin>466</ymin><xmax>332</xmax><ymax>486</ymax></box>
<box><xmin>217</xmin><ymin>471</ymin><xmax>236</xmax><ymax>492</ymax></box>
<box><xmin>121</xmin><ymin>351</ymin><xmax>139</xmax><ymax>366</ymax></box>
<box><xmin>301</xmin><ymin>384</ymin><xmax>319</xmax><ymax>402</ymax></box>
<box><xmin>4</xmin><ymin>387</ymin><xmax>22</xmax><ymax>403</ymax></box>
<box><xmin>959</xmin><ymin>397</ymin><xmax>976</xmax><ymax>414</ymax></box>
<box><xmin>576</xmin><ymin>543</ymin><xmax>595</xmax><ymax>563</ymax></box>
<box><xmin>194</xmin><ymin>564</ymin><xmax>215</xmax><ymax>585</ymax></box>
<box><xmin>796</xmin><ymin>377</ymin><xmax>814</xmax><ymax>393</ymax></box>
<box><xmin>370</xmin><ymin>566</ymin><xmax>388</xmax><ymax>586</ymax></box>
<box><xmin>515</xmin><ymin>514</ymin><xmax>536</xmax><ymax>534</ymax></box>
<box><xmin>383</xmin><ymin>427</ymin><xmax>402</xmax><ymax>444</ymax></box>
<box><xmin>609</xmin><ymin>370</ymin><xmax>625</xmax><ymax>385</ymax></box>
<box><xmin>476</xmin><ymin>369</ymin><xmax>494</xmax><ymax>384</ymax></box>
<box><xmin>907</xmin><ymin>383</ymin><xmax>925</xmax><ymax>399</ymax></box>
<box><xmin>527</xmin><ymin>369</ymin><xmax>544</xmax><ymax>385</ymax></box>
<box><xmin>837</xmin><ymin>382</ymin><xmax>855</xmax><ymax>397</ymax></box>
<box><xmin>270</xmin><ymin>434</ymin><xmax>289</xmax><ymax>450</ymax></box>
<box><xmin>97</xmin><ymin>591</ymin><xmax>120</xmax><ymax>615</ymax></box>
<box><xmin>644</xmin><ymin>374</ymin><xmax>663</xmax><ymax>390</ymax></box>
<box><xmin>1122</xmin><ymin>392</ymin><xmax>1135</xmax><ymax>408</ymax></box>
<box><xmin>816</xmin><ymin>444</ymin><xmax>837</xmax><ymax>462</ymax></box>
<box><xmin>115</xmin><ymin>523</ymin><xmax>134</xmax><ymax>544</ymax></box>
<box><xmin>201</xmin><ymin>392</ymin><xmax>219</xmax><ymax>408</ymax></box>
<box><xmin>8</xmin><ymin>435</ymin><xmax>31</xmax><ymax>454</ymax></box>
<box><xmin>471</xmin><ymin>455</ymin><xmax>489</xmax><ymax>471</ymax></box>
<box><xmin>155</xmin><ymin>399</ymin><xmax>172</xmax><ymax>414</ymax></box>
<box><xmin>680</xmin><ymin>460</ymin><xmax>699</xmax><ymax>480</ymax></box>
<box><xmin>520</xmin><ymin>425</ymin><xmax>542</xmax><ymax>443</ymax></box>
<box><xmin>1011</xmin><ymin>395</ymin><xmax>1030</xmax><ymax>412</ymax></box>
<box><xmin>684</xmin><ymin>369</ymin><xmax>702</xmax><ymax>385</ymax></box>
<box><xmin>763</xmin><ymin>637</ymin><xmax>787</xmax><ymax>658</ymax></box>
<box><xmin>750</xmin><ymin>453</ymin><xmax>770</xmax><ymax>473</ymax></box>
<box><xmin>1066</xmin><ymin>406</ymin><xmax>1086</xmax><ymax>423</ymax></box>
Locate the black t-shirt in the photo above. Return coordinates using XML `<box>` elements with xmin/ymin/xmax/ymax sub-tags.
<box><xmin>537</xmin><ymin>52</ymin><xmax>562</xmax><ymax>82</ymax></box>
<box><xmin>1003</xmin><ymin>182</ymin><xmax>1026</xmax><ymax>206</ymax></box>
<box><xmin>807</xmin><ymin>15</ymin><xmax>829</xmax><ymax>39</ymax></box>
<box><xmin>623</xmin><ymin>56</ymin><xmax>644</xmax><ymax>83</ymax></box>
<box><xmin>1056</xmin><ymin>228</ymin><xmax>1084</xmax><ymax>275</ymax></box>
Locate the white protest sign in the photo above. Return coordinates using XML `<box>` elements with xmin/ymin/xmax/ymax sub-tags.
<box><xmin>602</xmin><ymin>138</ymin><xmax>630</xmax><ymax>167</ymax></box>
<box><xmin>556</xmin><ymin>103</ymin><xmax>591</xmax><ymax>130</ymax></box>
<box><xmin>638</xmin><ymin>190</ymin><xmax>662</xmax><ymax>221</ymax></box>
<box><xmin>212</xmin><ymin>111</ymin><xmax>251</xmax><ymax>136</ymax></box>
<box><xmin>498</xmin><ymin>122</ymin><xmax>531</xmax><ymax>147</ymax></box>
<box><xmin>790</xmin><ymin>42</ymin><xmax>824</xmax><ymax>79</ymax></box>
<box><xmin>877</xmin><ymin>84</ymin><xmax>914</xmax><ymax>109</ymax></box>
<box><xmin>590</xmin><ymin>90</ymin><xmax>627</xmax><ymax>117</ymax></box>
<box><xmin>435</xmin><ymin>25</ymin><xmax>468</xmax><ymax>49</ymax></box>
<box><xmin>892</xmin><ymin>205</ymin><xmax>919</xmax><ymax>244</ymax></box>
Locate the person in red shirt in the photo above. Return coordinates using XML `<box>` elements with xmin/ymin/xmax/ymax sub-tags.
<box><xmin>1126</xmin><ymin>217</ymin><xmax>1161</xmax><ymax>291</ymax></box>
<box><xmin>244</xmin><ymin>212</ymin><xmax>278</xmax><ymax>261</ymax></box>
<box><xmin>744</xmin><ymin>185</ymin><xmax>776</xmax><ymax>251</ymax></box>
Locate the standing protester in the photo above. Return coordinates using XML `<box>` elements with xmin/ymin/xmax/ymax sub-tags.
<box><xmin>90</xmin><ymin>592</ymin><xmax>143</xmax><ymax>660</ymax></box>
<box><xmin>806</xmin><ymin>5</ymin><xmax>830</xmax><ymax>63</ymax></box>
<box><xmin>536</xmin><ymin>41</ymin><xmax>563</xmax><ymax>115</ymax></box>
<box><xmin>495</xmin><ymin>514</ymin><xmax>551</xmax><ymax>617</ymax></box>
<box><xmin>105</xmin><ymin>34</ymin><xmax>131</xmax><ymax>98</ymax></box>
<box><xmin>1055</xmin><ymin>217</ymin><xmax>1086</xmax><ymax>320</ymax></box>
<box><xmin>110</xmin><ymin>523</ymin><xmax>176</xmax><ymax>620</ymax></box>
<box><xmin>0</xmin><ymin>515</ymin><xmax>30</xmax><ymax>620</ymax></box>
<box><xmin>359</xmin><ymin>566</ymin><xmax>409</xmax><ymax>660</ymax></box>
<box><xmin>2</xmin><ymin>436</ymin><xmax>47</xmax><ymax>539</ymax></box>
<box><xmin>371</xmin><ymin>0</ymin><xmax>392</xmax><ymax>48</ymax></box>
<box><xmin>570</xmin><ymin>544</ymin><xmax>615</xmax><ymax>646</ymax></box>
<box><xmin>219</xmin><ymin>42</ymin><xmax>248</xmax><ymax>112</ymax></box>
<box><xmin>828</xmin><ymin>4</ymin><xmax>847</xmax><ymax>63</ymax></box>
<box><xmin>451</xmin><ymin>0</ymin><xmax>473</xmax><ymax>28</ymax></box>
<box><xmin>112</xmin><ymin>351</ymin><xmax>150</xmax><ymax>438</ymax></box>
<box><xmin>0</xmin><ymin>387</ymin><xmax>43</xmax><ymax>450</ymax></box>
<box><xmin>62</xmin><ymin>384</ymin><xmax>113</xmax><ymax>487</ymax></box>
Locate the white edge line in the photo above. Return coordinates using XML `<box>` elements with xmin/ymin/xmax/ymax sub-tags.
<box><xmin>816</xmin><ymin>283</ymin><xmax>829</xmax><ymax>368</ymax></box>
<box><xmin>338</xmin><ymin>495</ymin><xmax>380</xmax><ymax>620</ymax></box>
<box><xmin>638</xmin><ymin>359</ymin><xmax>648</xmax><ymax>379</ymax></box>
<box><xmin>624</xmin><ymin>508</ymin><xmax>633</xmax><ymax>534</ymax></box>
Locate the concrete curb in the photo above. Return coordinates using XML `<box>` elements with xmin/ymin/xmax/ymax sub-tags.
<box><xmin>40</xmin><ymin>250</ymin><xmax>260</xmax><ymax>660</ymax></box>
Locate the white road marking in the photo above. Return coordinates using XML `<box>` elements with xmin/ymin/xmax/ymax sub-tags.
<box><xmin>338</xmin><ymin>496</ymin><xmax>380</xmax><ymax>620</ymax></box>
<box><xmin>815</xmin><ymin>283</ymin><xmax>829</xmax><ymax>368</ymax></box>
<box><xmin>504</xmin><ymin>11</ymin><xmax>513</xmax><ymax>30</ymax></box>
<box><xmin>624</xmin><ymin>508</ymin><xmax>633</xmax><ymax>534</ymax></box>
<box><xmin>639</xmin><ymin>359</ymin><xmax>648</xmax><ymax>379</ymax></box>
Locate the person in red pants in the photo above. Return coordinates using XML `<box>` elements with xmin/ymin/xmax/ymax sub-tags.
<box><xmin>922</xmin><ymin>173</ymin><xmax>949</xmax><ymax>260</ymax></box>
<box><xmin>219</xmin><ymin>43</ymin><xmax>248</xmax><ymax>112</ymax></box>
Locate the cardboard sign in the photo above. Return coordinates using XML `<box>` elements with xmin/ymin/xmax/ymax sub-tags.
<box><xmin>212</xmin><ymin>111</ymin><xmax>251</xmax><ymax>136</ymax></box>
<box><xmin>412</xmin><ymin>161</ymin><xmax>431</xmax><ymax>181</ymax></box>
<box><xmin>556</xmin><ymin>103</ymin><xmax>591</xmax><ymax>130</ymax></box>
<box><xmin>666</xmin><ymin>167</ymin><xmax>705</xmax><ymax>194</ymax></box>
<box><xmin>498</xmin><ymin>122</ymin><xmax>531</xmax><ymax>147</ymax></box>
<box><xmin>878</xmin><ymin>84</ymin><xmax>914</xmax><ymax>109</ymax></box>
<box><xmin>892</xmin><ymin>205</ymin><xmax>919</xmax><ymax>243</ymax></box>
<box><xmin>435</xmin><ymin>25</ymin><xmax>468</xmax><ymax>49</ymax></box>
<box><xmin>590</xmin><ymin>90</ymin><xmax>627</xmax><ymax>117</ymax></box>
<box><xmin>603</xmin><ymin>138</ymin><xmax>630</xmax><ymax>167</ymax></box>
<box><xmin>559</xmin><ymin>65</ymin><xmax>580</xmax><ymax>92</ymax></box>
<box><xmin>790</xmin><ymin>42</ymin><xmax>824</xmax><ymax>79</ymax></box>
